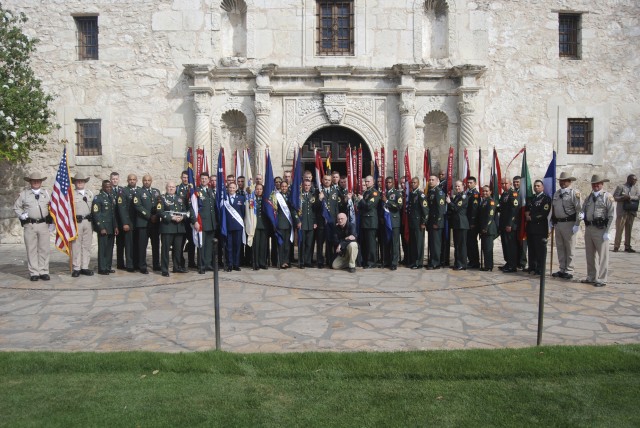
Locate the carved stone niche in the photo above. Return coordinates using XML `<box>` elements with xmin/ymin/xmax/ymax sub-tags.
<box><xmin>323</xmin><ymin>93</ymin><xmax>347</xmax><ymax>124</ymax></box>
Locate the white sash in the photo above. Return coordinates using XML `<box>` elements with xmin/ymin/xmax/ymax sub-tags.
<box><xmin>276</xmin><ymin>191</ymin><xmax>294</xmax><ymax>243</ymax></box>
<box><xmin>223</xmin><ymin>196</ymin><xmax>246</xmax><ymax>245</ymax></box>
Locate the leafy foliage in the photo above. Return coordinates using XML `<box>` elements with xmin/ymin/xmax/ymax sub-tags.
<box><xmin>0</xmin><ymin>3</ymin><xmax>57</xmax><ymax>163</ymax></box>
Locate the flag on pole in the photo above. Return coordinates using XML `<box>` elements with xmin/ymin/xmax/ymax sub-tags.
<box><xmin>291</xmin><ymin>147</ymin><xmax>302</xmax><ymax>214</ymax></box>
<box><xmin>187</xmin><ymin>148</ymin><xmax>203</xmax><ymax>247</ymax></box>
<box><xmin>402</xmin><ymin>148</ymin><xmax>411</xmax><ymax>242</ymax></box>
<box><xmin>518</xmin><ymin>147</ymin><xmax>532</xmax><ymax>241</ymax></box>
<box><xmin>216</xmin><ymin>148</ymin><xmax>228</xmax><ymax>239</ymax></box>
<box><xmin>393</xmin><ymin>149</ymin><xmax>398</xmax><ymax>188</ymax></box>
<box><xmin>543</xmin><ymin>151</ymin><xmax>556</xmax><ymax>199</ymax></box>
<box><xmin>325</xmin><ymin>149</ymin><xmax>332</xmax><ymax>173</ymax></box>
<box><xmin>263</xmin><ymin>151</ymin><xmax>283</xmax><ymax>245</ymax></box>
<box><xmin>50</xmin><ymin>147</ymin><xmax>77</xmax><ymax>255</ymax></box>
<box><xmin>243</xmin><ymin>149</ymin><xmax>256</xmax><ymax>246</ymax></box>
<box><xmin>478</xmin><ymin>148</ymin><xmax>484</xmax><ymax>188</ymax></box>
<box><xmin>357</xmin><ymin>146</ymin><xmax>363</xmax><ymax>193</ymax></box>
<box><xmin>490</xmin><ymin>148</ymin><xmax>502</xmax><ymax>203</ymax></box>
<box><xmin>423</xmin><ymin>149</ymin><xmax>431</xmax><ymax>193</ymax></box>
<box><xmin>235</xmin><ymin>150</ymin><xmax>242</xmax><ymax>183</ymax></box>
<box><xmin>314</xmin><ymin>147</ymin><xmax>324</xmax><ymax>190</ymax></box>
<box><xmin>380</xmin><ymin>147</ymin><xmax>385</xmax><ymax>181</ymax></box>
<box><xmin>346</xmin><ymin>145</ymin><xmax>353</xmax><ymax>193</ymax></box>
<box><xmin>243</xmin><ymin>149</ymin><xmax>254</xmax><ymax>191</ymax></box>
<box><xmin>462</xmin><ymin>148</ymin><xmax>471</xmax><ymax>185</ymax></box>
<box><xmin>446</xmin><ymin>147</ymin><xmax>454</xmax><ymax>196</ymax></box>
<box><xmin>373</xmin><ymin>155</ymin><xmax>380</xmax><ymax>191</ymax></box>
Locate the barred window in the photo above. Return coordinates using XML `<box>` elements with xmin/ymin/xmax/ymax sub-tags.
<box><xmin>559</xmin><ymin>14</ymin><xmax>580</xmax><ymax>59</ymax></box>
<box><xmin>316</xmin><ymin>1</ymin><xmax>354</xmax><ymax>56</ymax></box>
<box><xmin>567</xmin><ymin>118</ymin><xmax>593</xmax><ymax>154</ymax></box>
<box><xmin>76</xmin><ymin>120</ymin><xmax>102</xmax><ymax>156</ymax></box>
<box><xmin>75</xmin><ymin>16</ymin><xmax>99</xmax><ymax>60</ymax></box>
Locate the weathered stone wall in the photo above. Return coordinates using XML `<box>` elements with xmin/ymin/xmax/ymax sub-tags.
<box><xmin>1</xmin><ymin>0</ymin><xmax>638</xmax><ymax>245</ymax></box>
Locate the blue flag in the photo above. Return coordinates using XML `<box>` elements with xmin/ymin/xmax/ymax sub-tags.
<box><xmin>216</xmin><ymin>148</ymin><xmax>227</xmax><ymax>238</ymax></box>
<box><xmin>543</xmin><ymin>151</ymin><xmax>556</xmax><ymax>199</ymax></box>
<box><xmin>291</xmin><ymin>147</ymin><xmax>302</xmax><ymax>212</ymax></box>
<box><xmin>263</xmin><ymin>152</ymin><xmax>283</xmax><ymax>245</ymax></box>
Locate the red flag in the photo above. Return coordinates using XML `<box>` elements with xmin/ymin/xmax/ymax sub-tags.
<box><xmin>51</xmin><ymin>147</ymin><xmax>78</xmax><ymax>255</ymax></box>
<box><xmin>357</xmin><ymin>146</ymin><xmax>363</xmax><ymax>194</ymax></box>
<box><xmin>446</xmin><ymin>147</ymin><xmax>454</xmax><ymax>195</ymax></box>
<box><xmin>196</xmin><ymin>148</ymin><xmax>204</xmax><ymax>184</ymax></box>
<box><xmin>490</xmin><ymin>148</ymin><xmax>502</xmax><ymax>203</ymax></box>
<box><xmin>462</xmin><ymin>148</ymin><xmax>471</xmax><ymax>185</ymax></box>
<box><xmin>423</xmin><ymin>149</ymin><xmax>431</xmax><ymax>193</ymax></box>
<box><xmin>314</xmin><ymin>148</ymin><xmax>324</xmax><ymax>190</ymax></box>
<box><xmin>380</xmin><ymin>147</ymin><xmax>385</xmax><ymax>180</ymax></box>
<box><xmin>393</xmin><ymin>149</ymin><xmax>398</xmax><ymax>187</ymax></box>
<box><xmin>346</xmin><ymin>145</ymin><xmax>353</xmax><ymax>192</ymax></box>
<box><xmin>402</xmin><ymin>149</ymin><xmax>411</xmax><ymax>241</ymax></box>
<box><xmin>352</xmin><ymin>147</ymin><xmax>357</xmax><ymax>192</ymax></box>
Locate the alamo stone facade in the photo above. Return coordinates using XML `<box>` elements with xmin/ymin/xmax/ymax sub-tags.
<box><xmin>1</xmin><ymin>0</ymin><xmax>638</xmax><ymax>242</ymax></box>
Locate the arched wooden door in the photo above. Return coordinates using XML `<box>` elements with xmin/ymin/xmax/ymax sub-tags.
<box><xmin>301</xmin><ymin>127</ymin><xmax>371</xmax><ymax>177</ymax></box>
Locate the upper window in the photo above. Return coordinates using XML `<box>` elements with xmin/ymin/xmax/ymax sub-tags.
<box><xmin>559</xmin><ymin>13</ymin><xmax>581</xmax><ymax>59</ymax></box>
<box><xmin>75</xmin><ymin>16</ymin><xmax>99</xmax><ymax>60</ymax></box>
<box><xmin>316</xmin><ymin>1</ymin><xmax>354</xmax><ymax>56</ymax></box>
<box><xmin>567</xmin><ymin>118</ymin><xmax>593</xmax><ymax>154</ymax></box>
<box><xmin>75</xmin><ymin>119</ymin><xmax>102</xmax><ymax>156</ymax></box>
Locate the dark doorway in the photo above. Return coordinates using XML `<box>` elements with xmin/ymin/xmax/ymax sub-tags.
<box><xmin>301</xmin><ymin>127</ymin><xmax>372</xmax><ymax>176</ymax></box>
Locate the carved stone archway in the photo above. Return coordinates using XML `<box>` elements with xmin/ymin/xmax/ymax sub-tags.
<box><xmin>211</xmin><ymin>97</ymin><xmax>256</xmax><ymax>167</ymax></box>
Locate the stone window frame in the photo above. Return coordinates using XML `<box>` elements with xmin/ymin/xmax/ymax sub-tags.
<box><xmin>316</xmin><ymin>0</ymin><xmax>355</xmax><ymax>56</ymax></box>
<box><xmin>73</xmin><ymin>15</ymin><xmax>99</xmax><ymax>61</ymax></box>
<box><xmin>558</xmin><ymin>13</ymin><xmax>581</xmax><ymax>60</ymax></box>
<box><xmin>75</xmin><ymin>119</ymin><xmax>102</xmax><ymax>156</ymax></box>
<box><xmin>413</xmin><ymin>0</ymin><xmax>457</xmax><ymax>62</ymax></box>
<box><xmin>567</xmin><ymin>118</ymin><xmax>593</xmax><ymax>155</ymax></box>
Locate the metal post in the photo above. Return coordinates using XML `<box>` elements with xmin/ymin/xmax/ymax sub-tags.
<box><xmin>536</xmin><ymin>238</ymin><xmax>548</xmax><ymax>346</ymax></box>
<box><xmin>212</xmin><ymin>238</ymin><xmax>221</xmax><ymax>350</ymax></box>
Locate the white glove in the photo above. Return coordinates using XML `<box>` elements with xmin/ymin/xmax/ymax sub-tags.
<box><xmin>572</xmin><ymin>225</ymin><xmax>579</xmax><ymax>235</ymax></box>
<box><xmin>603</xmin><ymin>233</ymin><xmax>610</xmax><ymax>241</ymax></box>
<box><xmin>19</xmin><ymin>213</ymin><xmax>29</xmax><ymax>220</ymax></box>
<box><xmin>578</xmin><ymin>212</ymin><xmax>585</xmax><ymax>221</ymax></box>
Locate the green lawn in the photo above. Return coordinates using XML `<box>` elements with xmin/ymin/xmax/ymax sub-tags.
<box><xmin>1</xmin><ymin>345</ymin><xmax>639</xmax><ymax>427</ymax></box>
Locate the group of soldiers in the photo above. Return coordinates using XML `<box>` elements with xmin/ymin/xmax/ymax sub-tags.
<box><xmin>13</xmin><ymin>165</ymin><xmax>637</xmax><ymax>286</ymax></box>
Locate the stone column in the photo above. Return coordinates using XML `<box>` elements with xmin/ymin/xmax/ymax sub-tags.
<box><xmin>193</xmin><ymin>92</ymin><xmax>211</xmax><ymax>153</ymax></box>
<box><xmin>254</xmin><ymin>90</ymin><xmax>271</xmax><ymax>176</ymax></box>
<box><xmin>398</xmin><ymin>89</ymin><xmax>416</xmax><ymax>177</ymax></box>
<box><xmin>457</xmin><ymin>91</ymin><xmax>476</xmax><ymax>179</ymax></box>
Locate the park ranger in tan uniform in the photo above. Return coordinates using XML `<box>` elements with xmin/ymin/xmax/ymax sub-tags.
<box><xmin>581</xmin><ymin>174</ymin><xmax>615</xmax><ymax>287</ymax></box>
<box><xmin>551</xmin><ymin>172</ymin><xmax>582</xmax><ymax>280</ymax></box>
<box><xmin>70</xmin><ymin>172</ymin><xmax>94</xmax><ymax>277</ymax></box>
<box><xmin>14</xmin><ymin>172</ymin><xmax>52</xmax><ymax>281</ymax></box>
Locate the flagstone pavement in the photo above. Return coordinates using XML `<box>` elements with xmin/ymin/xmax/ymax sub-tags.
<box><xmin>0</xmin><ymin>243</ymin><xmax>638</xmax><ymax>353</ymax></box>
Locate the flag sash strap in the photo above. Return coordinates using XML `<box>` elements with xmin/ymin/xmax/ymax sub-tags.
<box><xmin>275</xmin><ymin>191</ymin><xmax>294</xmax><ymax>242</ymax></box>
<box><xmin>222</xmin><ymin>198</ymin><xmax>246</xmax><ymax>245</ymax></box>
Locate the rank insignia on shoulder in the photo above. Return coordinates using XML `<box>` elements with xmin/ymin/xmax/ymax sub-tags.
<box><xmin>457</xmin><ymin>201</ymin><xmax>462</xmax><ymax>206</ymax></box>
<box><xmin>398</xmin><ymin>197</ymin><xmax>402</xmax><ymax>204</ymax></box>
<box><xmin>440</xmin><ymin>199</ymin><xmax>445</xmax><ymax>205</ymax></box>
<box><xmin>93</xmin><ymin>205</ymin><xmax>99</xmax><ymax>212</ymax></box>
<box><xmin>422</xmin><ymin>200</ymin><xmax>428</xmax><ymax>207</ymax></box>
<box><xmin>370</xmin><ymin>198</ymin><xmax>375</xmax><ymax>202</ymax></box>
<box><xmin>157</xmin><ymin>203</ymin><xmax>162</xmax><ymax>210</ymax></box>
<box><xmin>133</xmin><ymin>197</ymin><xmax>139</xmax><ymax>204</ymax></box>
<box><xmin>311</xmin><ymin>197</ymin><xmax>316</xmax><ymax>203</ymax></box>
<box><xmin>118</xmin><ymin>196</ymin><xmax>122</xmax><ymax>204</ymax></box>
<box><xmin>544</xmin><ymin>204</ymin><xmax>549</xmax><ymax>210</ymax></box>
<box><xmin>514</xmin><ymin>200</ymin><xmax>519</xmax><ymax>206</ymax></box>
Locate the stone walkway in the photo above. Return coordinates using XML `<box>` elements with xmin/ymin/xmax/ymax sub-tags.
<box><xmin>0</xmin><ymin>244</ymin><xmax>638</xmax><ymax>353</ymax></box>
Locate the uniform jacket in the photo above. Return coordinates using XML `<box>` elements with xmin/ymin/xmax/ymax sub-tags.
<box><xmin>526</xmin><ymin>192</ymin><xmax>552</xmax><ymax>235</ymax></box>
<box><xmin>498</xmin><ymin>188</ymin><xmax>519</xmax><ymax>231</ymax></box>
<box><xmin>582</xmin><ymin>191</ymin><xmax>615</xmax><ymax>233</ymax></box>
<box><xmin>191</xmin><ymin>186</ymin><xmax>217</xmax><ymax>232</ymax></box>
<box><xmin>478</xmin><ymin>197</ymin><xmax>498</xmax><ymax>236</ymax></box>
<box><xmin>14</xmin><ymin>188</ymin><xmax>51</xmax><ymax>222</ymax></box>
<box><xmin>552</xmin><ymin>187</ymin><xmax>581</xmax><ymax>227</ymax></box>
<box><xmin>448</xmin><ymin>192</ymin><xmax>470</xmax><ymax>230</ymax></box>
<box><xmin>117</xmin><ymin>185</ymin><xmax>139</xmax><ymax>228</ymax></box>
<box><xmin>466</xmin><ymin>187</ymin><xmax>480</xmax><ymax>227</ymax></box>
<box><xmin>357</xmin><ymin>187</ymin><xmax>381</xmax><ymax>229</ymax></box>
<box><xmin>408</xmin><ymin>188</ymin><xmax>429</xmax><ymax>229</ymax></box>
<box><xmin>92</xmin><ymin>190</ymin><xmax>117</xmax><ymax>234</ymax></box>
<box><xmin>299</xmin><ymin>192</ymin><xmax>319</xmax><ymax>231</ymax></box>
<box><xmin>318</xmin><ymin>186</ymin><xmax>340</xmax><ymax>225</ymax></box>
<box><xmin>158</xmin><ymin>193</ymin><xmax>187</xmax><ymax>234</ymax></box>
<box><xmin>134</xmin><ymin>186</ymin><xmax>161</xmax><ymax>228</ymax></box>
<box><xmin>226</xmin><ymin>193</ymin><xmax>246</xmax><ymax>231</ymax></box>
<box><xmin>276</xmin><ymin>192</ymin><xmax>297</xmax><ymax>229</ymax></box>
<box><xmin>427</xmin><ymin>187</ymin><xmax>447</xmax><ymax>228</ymax></box>
<box><xmin>385</xmin><ymin>188</ymin><xmax>403</xmax><ymax>229</ymax></box>
<box><xmin>74</xmin><ymin>189</ymin><xmax>94</xmax><ymax>220</ymax></box>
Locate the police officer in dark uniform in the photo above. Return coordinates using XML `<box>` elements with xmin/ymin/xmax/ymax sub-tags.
<box><xmin>134</xmin><ymin>174</ymin><xmax>161</xmax><ymax>274</ymax></box>
<box><xmin>92</xmin><ymin>180</ymin><xmax>118</xmax><ymax>275</ymax></box>
<box><xmin>466</xmin><ymin>177</ymin><xmax>481</xmax><ymax>268</ymax></box>
<box><xmin>525</xmin><ymin>180</ymin><xmax>552</xmax><ymax>275</ymax></box>
<box><xmin>317</xmin><ymin>174</ymin><xmax>339</xmax><ymax>268</ymax></box>
<box><xmin>407</xmin><ymin>177</ymin><xmax>429</xmax><ymax>269</ymax></box>
<box><xmin>447</xmin><ymin>180</ymin><xmax>469</xmax><ymax>270</ymax></box>
<box><xmin>117</xmin><ymin>174</ymin><xmax>139</xmax><ymax>272</ymax></box>
<box><xmin>426</xmin><ymin>175</ymin><xmax>447</xmax><ymax>270</ymax></box>
<box><xmin>191</xmin><ymin>172</ymin><xmax>217</xmax><ymax>274</ymax></box>
<box><xmin>357</xmin><ymin>175</ymin><xmax>381</xmax><ymax>268</ymax></box>
<box><xmin>298</xmin><ymin>180</ymin><xmax>318</xmax><ymax>267</ymax></box>
<box><xmin>478</xmin><ymin>185</ymin><xmax>498</xmax><ymax>271</ymax></box>
<box><xmin>158</xmin><ymin>181</ymin><xmax>187</xmax><ymax>277</ymax></box>
<box><xmin>382</xmin><ymin>176</ymin><xmax>403</xmax><ymax>270</ymax></box>
<box><xmin>498</xmin><ymin>178</ymin><xmax>519</xmax><ymax>273</ymax></box>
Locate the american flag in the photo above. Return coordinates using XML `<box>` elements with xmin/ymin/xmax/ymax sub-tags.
<box><xmin>50</xmin><ymin>147</ymin><xmax>78</xmax><ymax>255</ymax></box>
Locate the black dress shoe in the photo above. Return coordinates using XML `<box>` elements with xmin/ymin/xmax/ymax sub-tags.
<box><xmin>502</xmin><ymin>267</ymin><xmax>517</xmax><ymax>273</ymax></box>
<box><xmin>480</xmin><ymin>267</ymin><xmax>493</xmax><ymax>271</ymax></box>
<box><xmin>173</xmin><ymin>268</ymin><xmax>187</xmax><ymax>273</ymax></box>
<box><xmin>188</xmin><ymin>263</ymin><xmax>198</xmax><ymax>269</ymax></box>
<box><xmin>390</xmin><ymin>265</ymin><xmax>397</xmax><ymax>271</ymax></box>
<box><xmin>317</xmin><ymin>264</ymin><xmax>324</xmax><ymax>269</ymax></box>
<box><xmin>552</xmin><ymin>271</ymin><xmax>563</xmax><ymax>277</ymax></box>
<box><xmin>81</xmin><ymin>269</ymin><xmax>94</xmax><ymax>276</ymax></box>
<box><xmin>161</xmin><ymin>272</ymin><xmax>170</xmax><ymax>277</ymax></box>
<box><xmin>410</xmin><ymin>265</ymin><xmax>419</xmax><ymax>270</ymax></box>
<box><xmin>109</xmin><ymin>269</ymin><xmax>115</xmax><ymax>273</ymax></box>
<box><xmin>225</xmin><ymin>267</ymin><xmax>232</xmax><ymax>272</ymax></box>
<box><xmin>253</xmin><ymin>267</ymin><xmax>260</xmax><ymax>271</ymax></box>
<box><xmin>233</xmin><ymin>266</ymin><xmax>241</xmax><ymax>271</ymax></box>
<box><xmin>140</xmin><ymin>269</ymin><xmax>149</xmax><ymax>274</ymax></box>
<box><xmin>348</xmin><ymin>268</ymin><xmax>356</xmax><ymax>273</ymax></box>
<box><xmin>126</xmin><ymin>268</ymin><xmax>136</xmax><ymax>273</ymax></box>
<box><xmin>563</xmin><ymin>274</ymin><xmax>574</xmax><ymax>280</ymax></box>
<box><xmin>117</xmin><ymin>265</ymin><xmax>126</xmax><ymax>270</ymax></box>
<box><xmin>259</xmin><ymin>265</ymin><xmax>268</xmax><ymax>270</ymax></box>
<box><xmin>98</xmin><ymin>270</ymin><xmax>109</xmax><ymax>275</ymax></box>
<box><xmin>39</xmin><ymin>274</ymin><xmax>50</xmax><ymax>280</ymax></box>
<box><xmin>454</xmin><ymin>266</ymin><xmax>466</xmax><ymax>271</ymax></box>
<box><xmin>30</xmin><ymin>275</ymin><xmax>39</xmax><ymax>281</ymax></box>
<box><xmin>72</xmin><ymin>270</ymin><xmax>80</xmax><ymax>278</ymax></box>
<box><xmin>426</xmin><ymin>265</ymin><xmax>440</xmax><ymax>270</ymax></box>
<box><xmin>624</xmin><ymin>248</ymin><xmax>636</xmax><ymax>253</ymax></box>
<box><xmin>198</xmin><ymin>269</ymin><xmax>205</xmax><ymax>274</ymax></box>
<box><xmin>468</xmin><ymin>264</ymin><xmax>480</xmax><ymax>269</ymax></box>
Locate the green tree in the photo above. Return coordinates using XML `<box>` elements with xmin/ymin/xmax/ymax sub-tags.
<box><xmin>0</xmin><ymin>3</ymin><xmax>57</xmax><ymax>163</ymax></box>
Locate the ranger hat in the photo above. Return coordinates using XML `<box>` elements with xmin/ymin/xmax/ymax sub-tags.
<box><xmin>23</xmin><ymin>172</ymin><xmax>47</xmax><ymax>182</ymax></box>
<box><xmin>590</xmin><ymin>174</ymin><xmax>610</xmax><ymax>184</ymax></box>
<box><xmin>71</xmin><ymin>172</ymin><xmax>91</xmax><ymax>182</ymax></box>
<box><xmin>557</xmin><ymin>172</ymin><xmax>576</xmax><ymax>181</ymax></box>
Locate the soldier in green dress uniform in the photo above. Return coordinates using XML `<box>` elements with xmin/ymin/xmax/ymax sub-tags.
<box><xmin>407</xmin><ymin>177</ymin><xmax>429</xmax><ymax>269</ymax></box>
<box><xmin>158</xmin><ymin>181</ymin><xmax>188</xmax><ymax>277</ymax></box>
<box><xmin>382</xmin><ymin>176</ymin><xmax>403</xmax><ymax>270</ymax></box>
<box><xmin>92</xmin><ymin>180</ymin><xmax>119</xmax><ymax>275</ymax></box>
